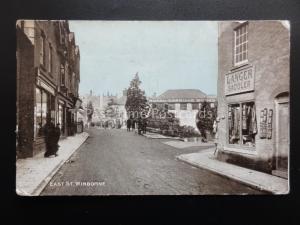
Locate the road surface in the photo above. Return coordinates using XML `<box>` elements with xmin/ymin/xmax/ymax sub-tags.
<box><xmin>41</xmin><ymin>128</ymin><xmax>264</xmax><ymax>195</ymax></box>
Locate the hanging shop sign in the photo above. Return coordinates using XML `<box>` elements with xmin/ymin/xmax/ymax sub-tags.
<box><xmin>225</xmin><ymin>65</ymin><xmax>255</xmax><ymax>96</ymax></box>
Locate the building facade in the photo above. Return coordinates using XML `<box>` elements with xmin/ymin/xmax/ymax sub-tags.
<box><xmin>149</xmin><ymin>89</ymin><xmax>216</xmax><ymax>130</ymax></box>
<box><xmin>16</xmin><ymin>20</ymin><xmax>81</xmax><ymax>158</ymax></box>
<box><xmin>217</xmin><ymin>21</ymin><xmax>290</xmax><ymax>178</ymax></box>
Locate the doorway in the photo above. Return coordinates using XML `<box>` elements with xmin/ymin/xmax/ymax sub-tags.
<box><xmin>272</xmin><ymin>93</ymin><xmax>289</xmax><ymax>179</ymax></box>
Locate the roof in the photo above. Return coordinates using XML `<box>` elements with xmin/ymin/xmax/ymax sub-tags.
<box><xmin>155</xmin><ymin>89</ymin><xmax>207</xmax><ymax>100</ymax></box>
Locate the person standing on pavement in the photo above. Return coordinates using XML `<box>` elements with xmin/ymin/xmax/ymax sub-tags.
<box><xmin>126</xmin><ymin>119</ymin><xmax>131</xmax><ymax>132</ymax></box>
<box><xmin>43</xmin><ymin>118</ymin><xmax>56</xmax><ymax>158</ymax></box>
<box><xmin>142</xmin><ymin>119</ymin><xmax>147</xmax><ymax>134</ymax></box>
<box><xmin>53</xmin><ymin>123</ymin><xmax>61</xmax><ymax>156</ymax></box>
<box><xmin>131</xmin><ymin>119</ymin><xmax>135</xmax><ymax>131</ymax></box>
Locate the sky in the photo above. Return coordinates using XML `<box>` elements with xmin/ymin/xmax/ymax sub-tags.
<box><xmin>69</xmin><ymin>21</ymin><xmax>218</xmax><ymax>97</ymax></box>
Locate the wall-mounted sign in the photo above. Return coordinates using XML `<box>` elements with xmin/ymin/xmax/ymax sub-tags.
<box><xmin>267</xmin><ymin>109</ymin><xmax>273</xmax><ymax>139</ymax></box>
<box><xmin>37</xmin><ymin>78</ymin><xmax>55</xmax><ymax>96</ymax></box>
<box><xmin>260</xmin><ymin>108</ymin><xmax>268</xmax><ymax>139</ymax></box>
<box><xmin>225</xmin><ymin>65</ymin><xmax>255</xmax><ymax>96</ymax></box>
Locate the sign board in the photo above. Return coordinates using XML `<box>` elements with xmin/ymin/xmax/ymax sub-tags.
<box><xmin>37</xmin><ymin>78</ymin><xmax>56</xmax><ymax>96</ymax></box>
<box><xmin>225</xmin><ymin>65</ymin><xmax>255</xmax><ymax>96</ymax></box>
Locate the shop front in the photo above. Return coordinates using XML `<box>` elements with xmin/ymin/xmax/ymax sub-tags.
<box><xmin>33</xmin><ymin>78</ymin><xmax>56</xmax><ymax>155</ymax></box>
<box><xmin>217</xmin><ymin>21</ymin><xmax>289</xmax><ymax>178</ymax></box>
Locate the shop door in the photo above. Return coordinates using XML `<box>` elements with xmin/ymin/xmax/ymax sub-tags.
<box><xmin>274</xmin><ymin>97</ymin><xmax>289</xmax><ymax>178</ymax></box>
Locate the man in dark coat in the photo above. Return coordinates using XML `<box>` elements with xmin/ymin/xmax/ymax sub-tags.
<box><xmin>44</xmin><ymin>119</ymin><xmax>56</xmax><ymax>157</ymax></box>
<box><xmin>131</xmin><ymin>119</ymin><xmax>136</xmax><ymax>130</ymax></box>
<box><xmin>126</xmin><ymin>119</ymin><xmax>131</xmax><ymax>132</ymax></box>
<box><xmin>137</xmin><ymin>118</ymin><xmax>142</xmax><ymax>135</ymax></box>
<box><xmin>53</xmin><ymin>123</ymin><xmax>61</xmax><ymax>156</ymax></box>
<box><xmin>142</xmin><ymin>119</ymin><xmax>147</xmax><ymax>134</ymax></box>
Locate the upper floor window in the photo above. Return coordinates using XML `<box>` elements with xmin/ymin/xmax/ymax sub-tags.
<box><xmin>39</xmin><ymin>32</ymin><xmax>45</xmax><ymax>66</ymax></box>
<box><xmin>234</xmin><ymin>23</ymin><xmax>248</xmax><ymax>66</ymax></box>
<box><xmin>48</xmin><ymin>43</ymin><xmax>52</xmax><ymax>73</ymax></box>
<box><xmin>192</xmin><ymin>103</ymin><xmax>199</xmax><ymax>110</ymax></box>
<box><xmin>180</xmin><ymin>103</ymin><xmax>187</xmax><ymax>110</ymax></box>
<box><xmin>60</xmin><ymin>64</ymin><xmax>65</xmax><ymax>85</ymax></box>
<box><xmin>167</xmin><ymin>103</ymin><xmax>175</xmax><ymax>110</ymax></box>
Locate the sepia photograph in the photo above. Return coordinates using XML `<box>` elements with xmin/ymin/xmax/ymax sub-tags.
<box><xmin>16</xmin><ymin>20</ymin><xmax>290</xmax><ymax>196</ymax></box>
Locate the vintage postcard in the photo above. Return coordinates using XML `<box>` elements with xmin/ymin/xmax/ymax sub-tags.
<box><xmin>16</xmin><ymin>20</ymin><xmax>290</xmax><ymax>196</ymax></box>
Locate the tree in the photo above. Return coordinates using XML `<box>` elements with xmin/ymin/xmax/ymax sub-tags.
<box><xmin>86</xmin><ymin>101</ymin><xmax>94</xmax><ymax>122</ymax></box>
<box><xmin>125</xmin><ymin>73</ymin><xmax>148</xmax><ymax>119</ymax></box>
<box><xmin>196</xmin><ymin>101</ymin><xmax>217</xmax><ymax>139</ymax></box>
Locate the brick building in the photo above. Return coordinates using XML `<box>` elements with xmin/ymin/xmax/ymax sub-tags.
<box><xmin>148</xmin><ymin>89</ymin><xmax>216</xmax><ymax>130</ymax></box>
<box><xmin>16</xmin><ymin>20</ymin><xmax>81</xmax><ymax>158</ymax></box>
<box><xmin>216</xmin><ymin>21</ymin><xmax>290</xmax><ymax>178</ymax></box>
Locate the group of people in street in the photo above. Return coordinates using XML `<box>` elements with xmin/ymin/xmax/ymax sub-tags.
<box><xmin>43</xmin><ymin>118</ymin><xmax>61</xmax><ymax>158</ymax></box>
<box><xmin>126</xmin><ymin>117</ymin><xmax>147</xmax><ymax>135</ymax></box>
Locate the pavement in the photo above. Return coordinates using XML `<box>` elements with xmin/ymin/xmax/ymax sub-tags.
<box><xmin>142</xmin><ymin>132</ymin><xmax>183</xmax><ymax>140</ymax></box>
<box><xmin>177</xmin><ymin>149</ymin><xmax>289</xmax><ymax>194</ymax></box>
<box><xmin>41</xmin><ymin>128</ymin><xmax>263</xmax><ymax>195</ymax></box>
<box><xmin>163</xmin><ymin>140</ymin><xmax>215</xmax><ymax>149</ymax></box>
<box><xmin>16</xmin><ymin>132</ymin><xmax>89</xmax><ymax>196</ymax></box>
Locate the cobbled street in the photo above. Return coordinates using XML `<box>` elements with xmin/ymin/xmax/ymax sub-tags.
<box><xmin>41</xmin><ymin>128</ymin><xmax>264</xmax><ymax>195</ymax></box>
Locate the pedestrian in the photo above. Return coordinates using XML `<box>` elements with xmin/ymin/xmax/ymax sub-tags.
<box><xmin>126</xmin><ymin>119</ymin><xmax>131</xmax><ymax>132</ymax></box>
<box><xmin>142</xmin><ymin>119</ymin><xmax>147</xmax><ymax>134</ymax></box>
<box><xmin>213</xmin><ymin>117</ymin><xmax>220</xmax><ymax>155</ymax></box>
<box><xmin>53</xmin><ymin>123</ymin><xmax>61</xmax><ymax>156</ymax></box>
<box><xmin>44</xmin><ymin>118</ymin><xmax>57</xmax><ymax>158</ymax></box>
<box><xmin>138</xmin><ymin>118</ymin><xmax>142</xmax><ymax>135</ymax></box>
<box><xmin>131</xmin><ymin>119</ymin><xmax>135</xmax><ymax>130</ymax></box>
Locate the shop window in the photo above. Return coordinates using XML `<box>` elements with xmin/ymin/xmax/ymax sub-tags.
<box><xmin>228</xmin><ymin>101</ymin><xmax>257</xmax><ymax>147</ymax></box>
<box><xmin>234</xmin><ymin>23</ymin><xmax>248</xmax><ymax>66</ymax></box>
<box><xmin>192</xmin><ymin>103</ymin><xmax>199</xmax><ymax>110</ymax></box>
<box><xmin>180</xmin><ymin>103</ymin><xmax>187</xmax><ymax>110</ymax></box>
<box><xmin>58</xmin><ymin>103</ymin><xmax>64</xmax><ymax>132</ymax></box>
<box><xmin>35</xmin><ymin>88</ymin><xmax>48</xmax><ymax>137</ymax></box>
<box><xmin>35</xmin><ymin>88</ymin><xmax>56</xmax><ymax>137</ymax></box>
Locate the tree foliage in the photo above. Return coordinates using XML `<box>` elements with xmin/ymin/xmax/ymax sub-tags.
<box><xmin>196</xmin><ymin>101</ymin><xmax>217</xmax><ymax>138</ymax></box>
<box><xmin>125</xmin><ymin>73</ymin><xmax>148</xmax><ymax>117</ymax></box>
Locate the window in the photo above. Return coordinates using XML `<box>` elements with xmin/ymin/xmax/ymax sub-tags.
<box><xmin>180</xmin><ymin>103</ymin><xmax>187</xmax><ymax>110</ymax></box>
<box><xmin>210</xmin><ymin>103</ymin><xmax>215</xmax><ymax>108</ymax></box>
<box><xmin>192</xmin><ymin>103</ymin><xmax>199</xmax><ymax>110</ymax></box>
<box><xmin>60</xmin><ymin>64</ymin><xmax>65</xmax><ymax>85</ymax></box>
<box><xmin>167</xmin><ymin>103</ymin><xmax>175</xmax><ymax>110</ymax></box>
<box><xmin>35</xmin><ymin>88</ymin><xmax>56</xmax><ymax>137</ymax></box>
<box><xmin>35</xmin><ymin>88</ymin><xmax>48</xmax><ymax>137</ymax></box>
<box><xmin>39</xmin><ymin>32</ymin><xmax>45</xmax><ymax>66</ymax></box>
<box><xmin>228</xmin><ymin>102</ymin><xmax>256</xmax><ymax>147</ymax></box>
<box><xmin>48</xmin><ymin>43</ymin><xmax>52</xmax><ymax>73</ymax></box>
<box><xmin>234</xmin><ymin>23</ymin><xmax>248</xmax><ymax>66</ymax></box>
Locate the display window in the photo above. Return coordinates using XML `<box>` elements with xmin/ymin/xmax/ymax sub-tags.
<box><xmin>35</xmin><ymin>87</ymin><xmax>55</xmax><ymax>137</ymax></box>
<box><xmin>228</xmin><ymin>101</ymin><xmax>257</xmax><ymax>147</ymax></box>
